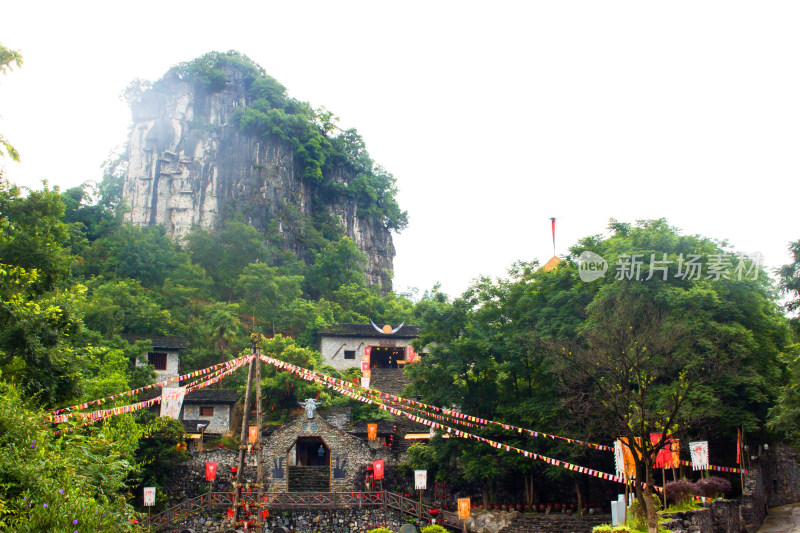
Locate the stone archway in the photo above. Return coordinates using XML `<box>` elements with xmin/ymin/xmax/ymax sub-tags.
<box><xmin>286</xmin><ymin>436</ymin><xmax>331</xmax><ymax>491</ymax></box>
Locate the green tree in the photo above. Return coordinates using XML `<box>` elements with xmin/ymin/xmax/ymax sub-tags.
<box><xmin>306</xmin><ymin>237</ymin><xmax>367</xmax><ymax>299</ymax></box>
<box><xmin>81</xmin><ymin>278</ymin><xmax>174</xmax><ymax>338</ymax></box>
<box><xmin>0</xmin><ymin>380</ymin><xmax>142</xmax><ymax>531</ymax></box>
<box><xmin>0</xmin><ymin>43</ymin><xmax>22</xmax><ymax>162</ymax></box>
<box><xmin>234</xmin><ymin>263</ymin><xmax>303</xmax><ymax>332</ymax></box>
<box><xmin>778</xmin><ymin>239</ymin><xmax>800</xmax><ymax>315</ymax></box>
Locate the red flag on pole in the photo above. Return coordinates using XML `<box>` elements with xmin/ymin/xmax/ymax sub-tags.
<box><xmin>737</xmin><ymin>428</ymin><xmax>741</xmax><ymax>464</ymax></box>
<box><xmin>372</xmin><ymin>460</ymin><xmax>384</xmax><ymax>480</ymax></box>
<box><xmin>206</xmin><ymin>462</ymin><xmax>217</xmax><ymax>481</ymax></box>
<box><xmin>550</xmin><ymin>217</ymin><xmax>556</xmax><ymax>255</ymax></box>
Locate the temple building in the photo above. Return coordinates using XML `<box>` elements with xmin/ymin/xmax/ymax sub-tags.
<box><xmin>317</xmin><ymin>323</ymin><xmax>422</xmax><ymax>371</ymax></box>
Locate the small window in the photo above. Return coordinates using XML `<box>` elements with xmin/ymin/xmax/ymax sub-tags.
<box><xmin>344</xmin><ymin>350</ymin><xmax>356</xmax><ymax>359</ymax></box>
<box><xmin>148</xmin><ymin>352</ymin><xmax>168</xmax><ymax>371</ymax></box>
<box><xmin>200</xmin><ymin>406</ymin><xmax>214</xmax><ymax>417</ymax></box>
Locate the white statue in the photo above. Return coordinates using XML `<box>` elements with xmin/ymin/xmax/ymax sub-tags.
<box><xmin>299</xmin><ymin>398</ymin><xmax>323</xmax><ymax>419</ymax></box>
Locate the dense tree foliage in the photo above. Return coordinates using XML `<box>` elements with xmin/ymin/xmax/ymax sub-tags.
<box><xmin>406</xmin><ymin>220</ymin><xmax>794</xmax><ymax>529</ymax></box>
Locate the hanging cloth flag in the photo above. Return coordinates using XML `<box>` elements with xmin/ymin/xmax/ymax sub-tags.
<box><xmin>689</xmin><ymin>441</ymin><xmax>709</xmax><ymax>470</ymax></box>
<box><xmin>415</xmin><ymin>470</ymin><xmax>427</xmax><ymax>490</ymax></box>
<box><xmin>372</xmin><ymin>460</ymin><xmax>384</xmax><ymax>480</ymax></box>
<box><xmin>737</xmin><ymin>428</ymin><xmax>741</xmax><ymax>464</ymax></box>
<box><xmin>614</xmin><ymin>440</ymin><xmax>626</xmax><ymax>477</ymax></box>
<box><xmin>159</xmin><ymin>387</ymin><xmax>186</xmax><ymax>419</ymax></box>
<box><xmin>650</xmin><ymin>434</ymin><xmax>674</xmax><ymax>469</ymax></box>
<box><xmin>206</xmin><ymin>462</ymin><xmax>218</xmax><ymax>481</ymax></box>
<box><xmin>670</xmin><ymin>439</ymin><xmax>681</xmax><ymax>469</ymax></box>
<box><xmin>620</xmin><ymin>437</ymin><xmax>639</xmax><ymax>477</ymax></box>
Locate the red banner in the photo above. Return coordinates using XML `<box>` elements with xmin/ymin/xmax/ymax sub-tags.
<box><xmin>206</xmin><ymin>462</ymin><xmax>217</xmax><ymax>481</ymax></box>
<box><xmin>368</xmin><ymin>423</ymin><xmax>377</xmax><ymax>441</ymax></box>
<box><xmin>361</xmin><ymin>361</ymin><xmax>370</xmax><ymax>372</ymax></box>
<box><xmin>365</xmin><ymin>347</ymin><xmax>372</xmax><ymax>357</ymax></box>
<box><xmin>737</xmin><ymin>429</ymin><xmax>741</xmax><ymax>464</ymax></box>
<box><xmin>372</xmin><ymin>460</ymin><xmax>384</xmax><ymax>480</ymax></box>
<box><xmin>650</xmin><ymin>434</ymin><xmax>677</xmax><ymax>469</ymax></box>
<box><xmin>248</xmin><ymin>426</ymin><xmax>258</xmax><ymax>443</ymax></box>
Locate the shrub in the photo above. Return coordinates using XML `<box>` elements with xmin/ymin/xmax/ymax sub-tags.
<box><xmin>664</xmin><ymin>480</ymin><xmax>699</xmax><ymax>504</ymax></box>
<box><xmin>422</xmin><ymin>526</ymin><xmax>450</xmax><ymax>533</ymax></box>
<box><xmin>592</xmin><ymin>525</ymin><xmax>631</xmax><ymax>533</ymax></box>
<box><xmin>625</xmin><ymin>494</ymin><xmax>663</xmax><ymax>530</ymax></box>
<box><xmin>695</xmin><ymin>476</ymin><xmax>732</xmax><ymax>498</ymax></box>
<box><xmin>367</xmin><ymin>529</ymin><xmax>394</xmax><ymax>533</ymax></box>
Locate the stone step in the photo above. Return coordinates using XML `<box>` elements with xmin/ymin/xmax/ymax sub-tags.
<box><xmin>288</xmin><ymin>466</ymin><xmax>330</xmax><ymax>492</ymax></box>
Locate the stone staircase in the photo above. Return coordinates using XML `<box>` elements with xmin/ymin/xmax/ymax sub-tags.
<box><xmin>287</xmin><ymin>466</ymin><xmax>330</xmax><ymax>492</ymax></box>
<box><xmin>499</xmin><ymin>513</ymin><xmax>611</xmax><ymax>533</ymax></box>
<box><xmin>369</xmin><ymin>367</ymin><xmax>412</xmax><ymax>396</ymax></box>
<box><xmin>368</xmin><ymin>367</ymin><xmax>430</xmax><ymax>453</ymax></box>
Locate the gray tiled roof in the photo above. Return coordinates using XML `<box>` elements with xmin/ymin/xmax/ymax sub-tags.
<box><xmin>183</xmin><ymin>389</ymin><xmax>239</xmax><ymax>404</ymax></box>
<box><xmin>123</xmin><ymin>335</ymin><xmax>188</xmax><ymax>350</ymax></box>
<box><xmin>318</xmin><ymin>323</ymin><xmax>420</xmax><ymax>339</ymax></box>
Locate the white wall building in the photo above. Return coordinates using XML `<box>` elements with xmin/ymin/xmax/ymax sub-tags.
<box><xmin>317</xmin><ymin>323</ymin><xmax>421</xmax><ymax>372</ymax></box>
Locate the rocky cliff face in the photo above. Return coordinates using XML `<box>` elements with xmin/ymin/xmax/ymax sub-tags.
<box><xmin>121</xmin><ymin>68</ymin><xmax>395</xmax><ymax>290</ymax></box>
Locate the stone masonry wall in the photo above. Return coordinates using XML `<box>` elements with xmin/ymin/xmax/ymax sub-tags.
<box><xmin>741</xmin><ymin>463</ymin><xmax>767</xmax><ymax>532</ymax></box>
<box><xmin>166</xmin><ymin>506</ymin><xmax>436</xmax><ymax>533</ymax></box>
<box><xmin>263</xmin><ymin>414</ymin><xmax>395</xmax><ymax>493</ymax></box>
<box><xmin>183</xmin><ymin>403</ymin><xmax>233</xmax><ymax>434</ymax></box>
<box><xmin>498</xmin><ymin>512</ymin><xmax>611</xmax><ymax>533</ymax></box>
<box><xmin>761</xmin><ymin>445</ymin><xmax>800</xmax><ymax>508</ymax></box>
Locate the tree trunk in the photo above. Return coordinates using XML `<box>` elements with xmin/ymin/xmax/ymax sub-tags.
<box><xmin>575</xmin><ymin>480</ymin><xmax>583</xmax><ymax>516</ymax></box>
<box><xmin>482</xmin><ymin>481</ymin><xmax>489</xmax><ymax>508</ymax></box>
<box><xmin>642</xmin><ymin>465</ymin><xmax>659</xmax><ymax>533</ymax></box>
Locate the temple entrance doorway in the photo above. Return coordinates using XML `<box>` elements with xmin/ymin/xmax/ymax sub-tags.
<box><xmin>293</xmin><ymin>436</ymin><xmax>329</xmax><ymax>466</ymax></box>
<box><xmin>287</xmin><ymin>436</ymin><xmax>330</xmax><ymax>492</ymax></box>
<box><xmin>369</xmin><ymin>346</ymin><xmax>406</xmax><ymax>369</ymax></box>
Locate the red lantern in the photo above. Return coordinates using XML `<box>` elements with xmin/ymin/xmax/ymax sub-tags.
<box><xmin>231</xmin><ymin>466</ymin><xmax>238</xmax><ymax>475</ymax></box>
<box><xmin>261</xmin><ymin>510</ymin><xmax>269</xmax><ymax>519</ymax></box>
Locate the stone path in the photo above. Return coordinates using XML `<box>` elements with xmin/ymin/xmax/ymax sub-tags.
<box><xmin>757</xmin><ymin>503</ymin><xmax>800</xmax><ymax>533</ymax></box>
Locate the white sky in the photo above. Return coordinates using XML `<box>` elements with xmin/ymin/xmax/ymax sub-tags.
<box><xmin>1</xmin><ymin>1</ymin><xmax>799</xmax><ymax>298</ymax></box>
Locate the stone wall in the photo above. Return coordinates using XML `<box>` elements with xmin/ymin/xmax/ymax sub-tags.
<box><xmin>498</xmin><ymin>511</ymin><xmax>611</xmax><ymax>533</ymax></box>
<box><xmin>760</xmin><ymin>445</ymin><xmax>800</xmax><ymax>508</ymax></box>
<box><xmin>263</xmin><ymin>414</ymin><xmax>396</xmax><ymax>493</ymax></box>
<box><xmin>165</xmin><ymin>507</ymin><xmax>436</xmax><ymax>533</ymax></box>
<box><xmin>740</xmin><ymin>445</ymin><xmax>800</xmax><ymax>531</ymax></box>
<box><xmin>370</xmin><ymin>367</ymin><xmax>413</xmax><ymax>397</ymax></box>
<box><xmin>741</xmin><ymin>463</ymin><xmax>767</xmax><ymax>532</ymax></box>
<box><xmin>183</xmin><ymin>403</ymin><xmax>233</xmax><ymax>434</ymax></box>
<box><xmin>659</xmin><ymin>499</ymin><xmax>743</xmax><ymax>533</ymax></box>
<box><xmin>135</xmin><ymin>350</ymin><xmax>179</xmax><ymax>380</ymax></box>
<box><xmin>164</xmin><ymin>414</ymin><xmax>397</xmax><ymax>504</ymax></box>
<box><xmin>661</xmin><ymin>507</ymin><xmax>713</xmax><ymax>533</ymax></box>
